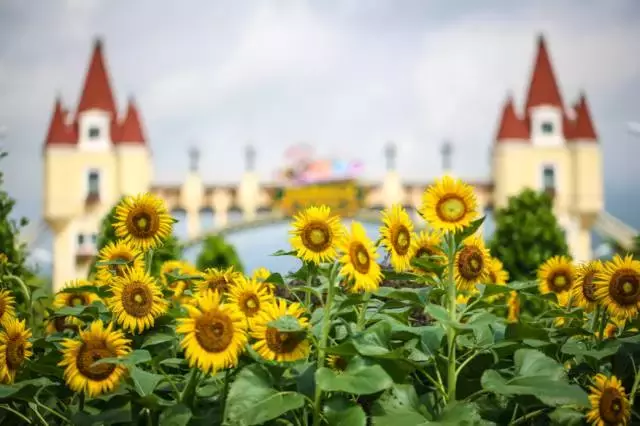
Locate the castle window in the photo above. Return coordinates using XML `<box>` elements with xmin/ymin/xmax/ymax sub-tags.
<box><xmin>542</xmin><ymin>165</ymin><xmax>556</xmax><ymax>191</ymax></box>
<box><xmin>88</xmin><ymin>170</ymin><xmax>100</xmax><ymax>196</ymax></box>
<box><xmin>541</xmin><ymin>122</ymin><xmax>554</xmax><ymax>134</ymax></box>
<box><xmin>91</xmin><ymin>233</ymin><xmax>98</xmax><ymax>244</ymax></box>
<box><xmin>88</xmin><ymin>126</ymin><xmax>100</xmax><ymax>139</ymax></box>
<box><xmin>77</xmin><ymin>234</ymin><xmax>85</xmax><ymax>246</ymax></box>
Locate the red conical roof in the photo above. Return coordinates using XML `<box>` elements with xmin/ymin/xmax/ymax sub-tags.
<box><xmin>77</xmin><ymin>38</ymin><xmax>117</xmax><ymax>114</ymax></box>
<box><xmin>45</xmin><ymin>98</ymin><xmax>74</xmax><ymax>145</ymax></box>
<box><xmin>496</xmin><ymin>96</ymin><xmax>529</xmax><ymax>141</ymax></box>
<box><xmin>572</xmin><ymin>93</ymin><xmax>597</xmax><ymax>140</ymax></box>
<box><xmin>116</xmin><ymin>98</ymin><xmax>146</xmax><ymax>144</ymax></box>
<box><xmin>525</xmin><ymin>35</ymin><xmax>563</xmax><ymax>110</ymax></box>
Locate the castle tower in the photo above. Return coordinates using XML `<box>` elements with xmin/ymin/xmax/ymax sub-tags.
<box><xmin>491</xmin><ymin>35</ymin><xmax>603</xmax><ymax>262</ymax></box>
<box><xmin>43</xmin><ymin>38</ymin><xmax>152</xmax><ymax>291</ymax></box>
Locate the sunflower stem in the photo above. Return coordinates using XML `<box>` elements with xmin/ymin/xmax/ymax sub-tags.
<box><xmin>146</xmin><ymin>250</ymin><xmax>154</xmax><ymax>275</ymax></box>
<box><xmin>356</xmin><ymin>293</ymin><xmax>371</xmax><ymax>331</ymax></box>
<box><xmin>220</xmin><ymin>368</ymin><xmax>232</xmax><ymax>424</ymax></box>
<box><xmin>445</xmin><ymin>232</ymin><xmax>458</xmax><ymax>403</ymax></box>
<box><xmin>312</xmin><ymin>266</ymin><xmax>338</xmax><ymax>426</ymax></box>
<box><xmin>2</xmin><ymin>274</ymin><xmax>31</xmax><ymax>308</ymax></box>
<box><xmin>596</xmin><ymin>311</ymin><xmax>609</xmax><ymax>344</ymax></box>
<box><xmin>180</xmin><ymin>368</ymin><xmax>201</xmax><ymax>409</ymax></box>
<box><xmin>630</xmin><ymin>370</ymin><xmax>640</xmax><ymax>407</ymax></box>
<box><xmin>591</xmin><ymin>306</ymin><xmax>601</xmax><ymax>333</ymax></box>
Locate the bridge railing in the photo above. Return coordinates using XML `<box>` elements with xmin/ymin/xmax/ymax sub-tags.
<box><xmin>593</xmin><ymin>211</ymin><xmax>638</xmax><ymax>250</ymax></box>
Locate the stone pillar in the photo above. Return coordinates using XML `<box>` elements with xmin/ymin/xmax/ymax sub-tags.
<box><xmin>186</xmin><ymin>209</ymin><xmax>201</xmax><ymax>241</ymax></box>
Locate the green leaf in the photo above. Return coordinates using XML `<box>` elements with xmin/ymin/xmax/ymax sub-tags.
<box><xmin>324</xmin><ymin>397</ymin><xmax>367</xmax><ymax>426</ymax></box>
<box><xmin>513</xmin><ymin>349</ymin><xmax>565</xmax><ymax>380</ymax></box>
<box><xmin>424</xmin><ymin>304</ymin><xmax>450</xmax><ymax>324</ymax></box>
<box><xmin>265</xmin><ymin>272</ymin><xmax>285</xmax><ymax>285</ymax></box>
<box><xmin>72</xmin><ymin>407</ymin><xmax>132</xmax><ymax>426</ymax></box>
<box><xmin>316</xmin><ymin>358</ymin><xmax>394</xmax><ymax>395</ymax></box>
<box><xmin>159</xmin><ymin>404</ymin><xmax>192</xmax><ymax>426</ymax></box>
<box><xmin>141</xmin><ymin>332</ymin><xmax>176</xmax><ymax>349</ymax></box>
<box><xmin>548</xmin><ymin>407</ymin><xmax>584</xmax><ymax>425</ymax></box>
<box><xmin>129</xmin><ymin>366</ymin><xmax>163</xmax><ymax>396</ymax></box>
<box><xmin>480</xmin><ymin>370</ymin><xmax>589</xmax><ymax>407</ymax></box>
<box><xmin>95</xmin><ymin>259</ymin><xmax>130</xmax><ymax>266</ymax></box>
<box><xmin>0</xmin><ymin>377</ymin><xmax>53</xmax><ymax>399</ymax></box>
<box><xmin>371</xmin><ymin>384</ymin><xmax>429</xmax><ymax>425</ymax></box>
<box><xmin>454</xmin><ymin>217</ymin><xmax>486</xmax><ymax>246</ymax></box>
<box><xmin>271</xmin><ymin>249</ymin><xmax>296</xmax><ymax>257</ymax></box>
<box><xmin>93</xmin><ymin>349</ymin><xmax>152</xmax><ymax>367</ymax></box>
<box><xmin>225</xmin><ymin>364</ymin><xmax>305</xmax><ymax>425</ymax></box>
<box><xmin>425</xmin><ymin>402</ymin><xmax>491</xmax><ymax>425</ymax></box>
<box><xmin>268</xmin><ymin>314</ymin><xmax>305</xmax><ymax>332</ymax></box>
<box><xmin>420</xmin><ymin>326</ymin><xmax>445</xmax><ymax>356</ymax></box>
<box><xmin>561</xmin><ymin>338</ymin><xmax>620</xmax><ymax>361</ymax></box>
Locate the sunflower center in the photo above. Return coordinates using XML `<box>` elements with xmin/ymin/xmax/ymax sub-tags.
<box><xmin>265</xmin><ymin>327</ymin><xmax>304</xmax><ymax>355</ymax></box>
<box><xmin>416</xmin><ymin>247</ymin><xmax>435</xmax><ymax>259</ymax></box>
<box><xmin>5</xmin><ymin>339</ymin><xmax>26</xmax><ymax>370</ymax></box>
<box><xmin>207</xmin><ymin>278</ymin><xmax>230</xmax><ymax>293</ymax></box>
<box><xmin>436</xmin><ymin>195</ymin><xmax>467</xmax><ymax>223</ymax></box>
<box><xmin>582</xmin><ymin>272</ymin><xmax>597</xmax><ymax>302</ymax></box>
<box><xmin>547</xmin><ymin>270</ymin><xmax>573</xmax><ymax>293</ymax></box>
<box><xmin>457</xmin><ymin>247</ymin><xmax>484</xmax><ymax>280</ymax></box>
<box><xmin>608</xmin><ymin>269</ymin><xmax>640</xmax><ymax>306</ymax></box>
<box><xmin>126</xmin><ymin>207</ymin><xmax>160</xmax><ymax>238</ymax></box>
<box><xmin>301</xmin><ymin>221</ymin><xmax>332</xmax><ymax>253</ymax></box>
<box><xmin>349</xmin><ymin>242</ymin><xmax>371</xmax><ymax>274</ymax></box>
<box><xmin>121</xmin><ymin>281</ymin><xmax>154</xmax><ymax>317</ymax></box>
<box><xmin>70</xmin><ymin>295</ymin><xmax>86</xmax><ymax>307</ymax></box>
<box><xmin>488</xmin><ymin>271</ymin><xmax>497</xmax><ymax>283</ymax></box>
<box><xmin>195</xmin><ymin>313</ymin><xmax>234</xmax><ymax>353</ymax></box>
<box><xmin>392</xmin><ymin>226</ymin><xmax>411</xmax><ymax>256</ymax></box>
<box><xmin>600</xmin><ymin>388</ymin><xmax>625</xmax><ymax>423</ymax></box>
<box><xmin>76</xmin><ymin>342</ymin><xmax>117</xmax><ymax>381</ymax></box>
<box><xmin>108</xmin><ymin>254</ymin><xmax>132</xmax><ymax>277</ymax></box>
<box><xmin>240</xmin><ymin>294</ymin><xmax>261</xmax><ymax>316</ymax></box>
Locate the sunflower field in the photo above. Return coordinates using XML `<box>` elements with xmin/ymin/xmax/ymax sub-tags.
<box><xmin>1</xmin><ymin>175</ymin><xmax>640</xmax><ymax>426</ymax></box>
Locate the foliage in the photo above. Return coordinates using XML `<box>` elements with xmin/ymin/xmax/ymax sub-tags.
<box><xmin>88</xmin><ymin>197</ymin><xmax>182</xmax><ymax>278</ymax></box>
<box><xmin>196</xmin><ymin>234</ymin><xmax>244</xmax><ymax>272</ymax></box>
<box><xmin>490</xmin><ymin>189</ymin><xmax>569</xmax><ymax>281</ymax></box>
<box><xmin>0</xmin><ymin>151</ymin><xmax>30</xmax><ymax>279</ymax></box>
<box><xmin>2</xmin><ymin>182</ymin><xmax>639</xmax><ymax>426</ymax></box>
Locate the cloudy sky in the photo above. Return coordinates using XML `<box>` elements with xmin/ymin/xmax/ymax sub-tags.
<box><xmin>1</xmin><ymin>0</ymin><xmax>640</xmax><ymax>252</ymax></box>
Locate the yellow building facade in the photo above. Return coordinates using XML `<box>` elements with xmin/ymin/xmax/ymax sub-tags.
<box><xmin>43</xmin><ymin>36</ymin><xmax>605</xmax><ymax>292</ymax></box>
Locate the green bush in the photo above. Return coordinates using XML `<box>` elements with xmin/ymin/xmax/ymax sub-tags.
<box><xmin>490</xmin><ymin>188</ymin><xmax>569</xmax><ymax>281</ymax></box>
<box><xmin>196</xmin><ymin>234</ymin><xmax>244</xmax><ymax>272</ymax></box>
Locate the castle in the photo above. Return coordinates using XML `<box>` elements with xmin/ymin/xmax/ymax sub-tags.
<box><xmin>43</xmin><ymin>35</ymin><xmax>609</xmax><ymax>292</ymax></box>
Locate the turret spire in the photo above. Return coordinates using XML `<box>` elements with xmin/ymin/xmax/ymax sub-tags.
<box><xmin>525</xmin><ymin>34</ymin><xmax>563</xmax><ymax>110</ymax></box>
<box><xmin>77</xmin><ymin>37</ymin><xmax>117</xmax><ymax>115</ymax></box>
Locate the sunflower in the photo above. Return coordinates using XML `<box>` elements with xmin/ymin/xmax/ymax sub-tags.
<box><xmin>586</xmin><ymin>374</ymin><xmax>630</xmax><ymax>426</ymax></box>
<box><xmin>572</xmin><ymin>261</ymin><xmax>603</xmax><ymax>313</ymax></box>
<box><xmin>411</xmin><ymin>230</ymin><xmax>444</xmax><ymax>275</ymax></box>
<box><xmin>419</xmin><ymin>175</ymin><xmax>478</xmax><ymax>233</ymax></box>
<box><xmin>176</xmin><ymin>290</ymin><xmax>248</xmax><ymax>374</ymax></box>
<box><xmin>160</xmin><ymin>260</ymin><xmax>199</xmax><ymax>297</ymax></box>
<box><xmin>58</xmin><ymin>320</ymin><xmax>131</xmax><ymax>397</ymax></box>
<box><xmin>338</xmin><ymin>221</ymin><xmax>383</xmax><ymax>293</ymax></box>
<box><xmin>380</xmin><ymin>204</ymin><xmax>418</xmax><ymax>272</ymax></box>
<box><xmin>0</xmin><ymin>317</ymin><xmax>32</xmax><ymax>384</ymax></box>
<box><xmin>251</xmin><ymin>299</ymin><xmax>310</xmax><ymax>363</ymax></box>
<box><xmin>594</xmin><ymin>254</ymin><xmax>640</xmax><ymax>321</ymax></box>
<box><xmin>251</xmin><ymin>267</ymin><xmax>275</xmax><ymax>293</ymax></box>
<box><xmin>228</xmin><ymin>277</ymin><xmax>274</xmax><ymax>328</ymax></box>
<box><xmin>108</xmin><ymin>267</ymin><xmax>168</xmax><ymax>334</ymax></box>
<box><xmin>113</xmin><ymin>193</ymin><xmax>173</xmax><ymax>251</ymax></box>
<box><xmin>597</xmin><ymin>318</ymin><xmax>625</xmax><ymax>340</ymax></box>
<box><xmin>538</xmin><ymin>256</ymin><xmax>575</xmax><ymax>306</ymax></box>
<box><xmin>197</xmin><ymin>266</ymin><xmax>243</xmax><ymax>296</ymax></box>
<box><xmin>451</xmin><ymin>235</ymin><xmax>490</xmax><ymax>291</ymax></box>
<box><xmin>487</xmin><ymin>257</ymin><xmax>509</xmax><ymax>285</ymax></box>
<box><xmin>52</xmin><ymin>279</ymin><xmax>101</xmax><ymax>310</ymax></box>
<box><xmin>290</xmin><ymin>205</ymin><xmax>344</xmax><ymax>264</ymax></box>
<box><xmin>45</xmin><ymin>315</ymin><xmax>83</xmax><ymax>335</ymax></box>
<box><xmin>0</xmin><ymin>290</ymin><xmax>16</xmax><ymax>327</ymax></box>
<box><xmin>327</xmin><ymin>355</ymin><xmax>349</xmax><ymax>372</ymax></box>
<box><xmin>95</xmin><ymin>240</ymin><xmax>144</xmax><ymax>284</ymax></box>
<box><xmin>507</xmin><ymin>291</ymin><xmax>520</xmax><ymax>323</ymax></box>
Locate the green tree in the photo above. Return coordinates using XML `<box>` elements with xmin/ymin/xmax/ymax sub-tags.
<box><xmin>88</xmin><ymin>197</ymin><xmax>182</xmax><ymax>278</ymax></box>
<box><xmin>0</xmin><ymin>151</ymin><xmax>30</xmax><ymax>279</ymax></box>
<box><xmin>490</xmin><ymin>188</ymin><xmax>569</xmax><ymax>281</ymax></box>
<box><xmin>196</xmin><ymin>234</ymin><xmax>244</xmax><ymax>272</ymax></box>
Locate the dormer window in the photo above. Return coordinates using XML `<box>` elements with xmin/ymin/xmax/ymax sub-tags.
<box><xmin>541</xmin><ymin>122</ymin><xmax>554</xmax><ymax>134</ymax></box>
<box><xmin>88</xmin><ymin>126</ymin><xmax>100</xmax><ymax>139</ymax></box>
